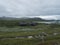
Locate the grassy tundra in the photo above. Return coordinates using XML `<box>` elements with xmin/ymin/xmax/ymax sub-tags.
<box><xmin>0</xmin><ymin>19</ymin><xmax>60</xmax><ymax>45</ymax></box>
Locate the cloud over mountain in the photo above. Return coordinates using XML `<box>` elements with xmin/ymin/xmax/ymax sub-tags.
<box><xmin>0</xmin><ymin>0</ymin><xmax>60</xmax><ymax>19</ymax></box>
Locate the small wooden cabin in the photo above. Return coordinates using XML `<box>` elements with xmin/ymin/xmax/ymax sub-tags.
<box><xmin>18</xmin><ymin>22</ymin><xmax>37</xmax><ymax>26</ymax></box>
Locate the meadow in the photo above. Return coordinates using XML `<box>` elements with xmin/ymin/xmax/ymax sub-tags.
<box><xmin>0</xmin><ymin>19</ymin><xmax>60</xmax><ymax>45</ymax></box>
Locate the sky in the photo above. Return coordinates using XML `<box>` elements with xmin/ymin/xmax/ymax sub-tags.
<box><xmin>0</xmin><ymin>0</ymin><xmax>60</xmax><ymax>20</ymax></box>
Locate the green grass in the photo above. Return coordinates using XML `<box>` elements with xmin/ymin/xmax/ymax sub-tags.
<box><xmin>0</xmin><ymin>39</ymin><xmax>40</xmax><ymax>45</ymax></box>
<box><xmin>0</xmin><ymin>24</ymin><xmax>60</xmax><ymax>39</ymax></box>
<box><xmin>0</xmin><ymin>21</ymin><xmax>60</xmax><ymax>45</ymax></box>
<box><xmin>0</xmin><ymin>36</ymin><xmax>60</xmax><ymax>45</ymax></box>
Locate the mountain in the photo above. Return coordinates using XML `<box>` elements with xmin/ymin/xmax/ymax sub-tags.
<box><xmin>0</xmin><ymin>16</ymin><xmax>45</xmax><ymax>21</ymax></box>
<box><xmin>25</xmin><ymin>17</ymin><xmax>45</xmax><ymax>21</ymax></box>
<box><xmin>0</xmin><ymin>16</ymin><xmax>18</xmax><ymax>20</ymax></box>
<box><xmin>0</xmin><ymin>16</ymin><xmax>59</xmax><ymax>22</ymax></box>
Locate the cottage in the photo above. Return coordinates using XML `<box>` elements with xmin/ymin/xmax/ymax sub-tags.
<box><xmin>19</xmin><ymin>22</ymin><xmax>28</xmax><ymax>26</ymax></box>
<box><xmin>19</xmin><ymin>22</ymin><xmax>37</xmax><ymax>26</ymax></box>
<box><xmin>29</xmin><ymin>22</ymin><xmax>37</xmax><ymax>26</ymax></box>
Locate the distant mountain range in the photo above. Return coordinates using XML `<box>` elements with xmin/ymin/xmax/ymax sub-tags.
<box><xmin>0</xmin><ymin>17</ymin><xmax>59</xmax><ymax>21</ymax></box>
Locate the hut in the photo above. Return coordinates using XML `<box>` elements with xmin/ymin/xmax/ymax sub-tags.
<box><xmin>29</xmin><ymin>22</ymin><xmax>37</xmax><ymax>26</ymax></box>
<box><xmin>18</xmin><ymin>22</ymin><xmax>37</xmax><ymax>26</ymax></box>
<box><xmin>19</xmin><ymin>22</ymin><xmax>28</xmax><ymax>26</ymax></box>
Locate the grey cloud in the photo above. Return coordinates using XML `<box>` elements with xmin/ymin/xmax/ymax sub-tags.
<box><xmin>0</xmin><ymin>0</ymin><xmax>60</xmax><ymax>17</ymax></box>
<box><xmin>0</xmin><ymin>5</ymin><xmax>11</xmax><ymax>16</ymax></box>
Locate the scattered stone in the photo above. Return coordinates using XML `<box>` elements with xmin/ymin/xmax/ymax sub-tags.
<box><xmin>53</xmin><ymin>33</ymin><xmax>58</xmax><ymax>36</ymax></box>
<box><xmin>28</xmin><ymin>36</ymin><xmax>33</xmax><ymax>39</ymax></box>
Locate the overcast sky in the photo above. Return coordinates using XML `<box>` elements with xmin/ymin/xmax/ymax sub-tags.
<box><xmin>0</xmin><ymin>0</ymin><xmax>60</xmax><ymax>19</ymax></box>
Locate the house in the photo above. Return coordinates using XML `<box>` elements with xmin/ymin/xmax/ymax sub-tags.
<box><xmin>19</xmin><ymin>22</ymin><xmax>27</xmax><ymax>26</ymax></box>
<box><xmin>29</xmin><ymin>22</ymin><xmax>37</xmax><ymax>26</ymax></box>
<box><xmin>18</xmin><ymin>22</ymin><xmax>37</xmax><ymax>26</ymax></box>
